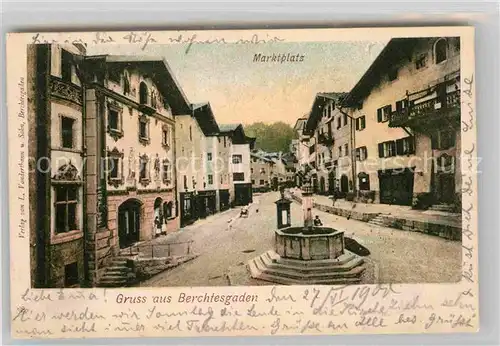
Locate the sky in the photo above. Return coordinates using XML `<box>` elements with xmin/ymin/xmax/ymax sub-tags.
<box><xmin>89</xmin><ymin>40</ymin><xmax>387</xmax><ymax>126</ymax></box>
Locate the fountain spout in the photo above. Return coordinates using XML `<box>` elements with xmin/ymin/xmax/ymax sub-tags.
<box><xmin>301</xmin><ymin>183</ymin><xmax>314</xmax><ymax>230</ymax></box>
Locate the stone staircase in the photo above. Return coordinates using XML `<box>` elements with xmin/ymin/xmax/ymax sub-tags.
<box><xmin>368</xmin><ymin>214</ymin><xmax>386</xmax><ymax>227</ymax></box>
<box><xmin>428</xmin><ymin>203</ymin><xmax>456</xmax><ymax>213</ymax></box>
<box><xmin>248</xmin><ymin>250</ymin><xmax>365</xmax><ymax>285</ymax></box>
<box><xmin>98</xmin><ymin>256</ymin><xmax>137</xmax><ymax>288</ymax></box>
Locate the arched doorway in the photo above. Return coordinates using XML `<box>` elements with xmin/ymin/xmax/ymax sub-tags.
<box><xmin>328</xmin><ymin>170</ymin><xmax>335</xmax><ymax>195</ymax></box>
<box><xmin>118</xmin><ymin>199</ymin><xmax>142</xmax><ymax>249</ymax></box>
<box><xmin>319</xmin><ymin>176</ymin><xmax>326</xmax><ymax>194</ymax></box>
<box><xmin>340</xmin><ymin>175</ymin><xmax>349</xmax><ymax>193</ymax></box>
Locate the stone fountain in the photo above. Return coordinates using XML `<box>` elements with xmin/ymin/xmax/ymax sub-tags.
<box><xmin>248</xmin><ymin>182</ymin><xmax>366</xmax><ymax>285</ymax></box>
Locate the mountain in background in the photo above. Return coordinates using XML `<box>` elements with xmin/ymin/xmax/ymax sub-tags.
<box><xmin>244</xmin><ymin>122</ymin><xmax>297</xmax><ymax>153</ymax></box>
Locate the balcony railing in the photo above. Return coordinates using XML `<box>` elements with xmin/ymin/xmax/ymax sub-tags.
<box><xmin>318</xmin><ymin>133</ymin><xmax>334</xmax><ymax>146</ymax></box>
<box><xmin>389</xmin><ymin>90</ymin><xmax>461</xmax><ymax>129</ymax></box>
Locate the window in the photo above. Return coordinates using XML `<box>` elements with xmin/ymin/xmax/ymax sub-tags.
<box><xmin>260</xmin><ymin>168</ymin><xmax>266</xmax><ymax>174</ymax></box>
<box><xmin>358</xmin><ymin>173</ymin><xmax>370</xmax><ymax>191</ymax></box>
<box><xmin>138</xmin><ymin>115</ymin><xmax>150</xmax><ymax>145</ymax></box>
<box><xmin>232</xmin><ymin>154</ymin><xmax>242</xmax><ymax>164</ymax></box>
<box><xmin>189</xmin><ymin>126</ymin><xmax>192</xmax><ymax>141</ymax></box>
<box><xmin>435</xmin><ymin>38</ymin><xmax>448</xmax><ymax>64</ymax></box>
<box><xmin>344</xmin><ymin>143</ymin><xmax>349</xmax><ymax>156</ymax></box>
<box><xmin>55</xmin><ymin>184</ymin><xmax>78</xmax><ymax>233</ymax></box>
<box><xmin>61</xmin><ymin>117</ymin><xmax>74</xmax><ymax>149</ymax></box>
<box><xmin>207</xmin><ymin>153</ymin><xmax>212</xmax><ymax>161</ymax></box>
<box><xmin>162</xmin><ymin>159</ymin><xmax>172</xmax><ymax>184</ymax></box>
<box><xmin>378</xmin><ymin>141</ymin><xmax>396</xmax><ymax>158</ymax></box>
<box><xmin>139</xmin><ymin>82</ymin><xmax>148</xmax><ymax>105</ymax></box>
<box><xmin>108</xmin><ymin>157</ymin><xmax>120</xmax><ymax>179</ymax></box>
<box><xmin>355</xmin><ymin>116</ymin><xmax>366</xmax><ymax>131</ymax></box>
<box><xmin>108</xmin><ymin>109</ymin><xmax>119</xmax><ymax>130</ymax></box>
<box><xmin>377</xmin><ymin>105</ymin><xmax>392</xmax><ymax>122</ymax></box>
<box><xmin>223</xmin><ymin>136</ymin><xmax>227</xmax><ymax>147</ymax></box>
<box><xmin>64</xmin><ymin>262</ymin><xmax>79</xmax><ymax>287</ymax></box>
<box><xmin>338</xmin><ymin>146</ymin><xmax>342</xmax><ymax>157</ymax></box>
<box><xmin>108</xmin><ymin>66</ymin><xmax>121</xmax><ymax>84</ymax></box>
<box><xmin>251</xmin><ymin>168</ymin><xmax>254</xmax><ymax>173</ymax></box>
<box><xmin>208</xmin><ymin>174</ymin><xmax>213</xmax><ymax>185</ymax></box>
<box><xmin>61</xmin><ymin>50</ymin><xmax>73</xmax><ymax>83</ymax></box>
<box><xmin>415</xmin><ymin>53</ymin><xmax>427</xmax><ymax>69</ymax></box>
<box><xmin>343</xmin><ymin>114</ymin><xmax>348</xmax><ymax>126</ymax></box>
<box><xmin>356</xmin><ymin>146</ymin><xmax>368</xmax><ymax>161</ymax></box>
<box><xmin>183</xmin><ymin>175</ymin><xmax>188</xmax><ymax>190</ymax></box>
<box><xmin>233</xmin><ymin>172</ymin><xmax>244</xmax><ymax>181</ymax></box>
<box><xmin>162</xmin><ymin>127</ymin><xmax>170</xmax><ymax>147</ymax></box>
<box><xmin>388</xmin><ymin>68</ymin><xmax>398</xmax><ymax>81</ymax></box>
<box><xmin>337</xmin><ymin>117</ymin><xmax>342</xmax><ymax>129</ymax></box>
<box><xmin>396</xmin><ymin>136</ymin><xmax>416</xmax><ymax>155</ymax></box>
<box><xmin>432</xmin><ymin>130</ymin><xmax>455</xmax><ymax>150</ymax></box>
<box><xmin>260</xmin><ymin>179</ymin><xmax>265</xmax><ymax>185</ymax></box>
<box><xmin>140</xmin><ymin>121</ymin><xmax>147</xmax><ymax>138</ymax></box>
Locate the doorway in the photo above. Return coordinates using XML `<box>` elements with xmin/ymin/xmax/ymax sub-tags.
<box><xmin>118</xmin><ymin>199</ymin><xmax>142</xmax><ymax>249</ymax></box>
<box><xmin>437</xmin><ymin>174</ymin><xmax>455</xmax><ymax>203</ymax></box>
<box><xmin>340</xmin><ymin>175</ymin><xmax>349</xmax><ymax>193</ymax></box>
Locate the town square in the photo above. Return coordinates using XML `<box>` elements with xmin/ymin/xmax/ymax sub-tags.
<box><xmin>26</xmin><ymin>36</ymin><xmax>463</xmax><ymax>288</ymax></box>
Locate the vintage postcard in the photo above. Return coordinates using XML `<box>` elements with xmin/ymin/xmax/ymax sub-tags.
<box><xmin>6</xmin><ymin>27</ymin><xmax>478</xmax><ymax>339</ymax></box>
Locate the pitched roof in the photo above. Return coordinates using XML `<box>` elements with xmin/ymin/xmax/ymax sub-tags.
<box><xmin>218</xmin><ymin>124</ymin><xmax>241</xmax><ymax>133</ymax></box>
<box><xmin>191</xmin><ymin>102</ymin><xmax>220</xmax><ymax>136</ymax></box>
<box><xmin>90</xmin><ymin>54</ymin><xmax>192</xmax><ymax>115</ymax></box>
<box><xmin>303</xmin><ymin>92</ymin><xmax>348</xmax><ymax>134</ymax></box>
<box><xmin>342</xmin><ymin>38</ymin><xmax>420</xmax><ymax>107</ymax></box>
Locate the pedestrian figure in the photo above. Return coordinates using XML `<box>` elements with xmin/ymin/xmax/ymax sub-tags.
<box><xmin>154</xmin><ymin>216</ymin><xmax>162</xmax><ymax>237</ymax></box>
<box><xmin>313</xmin><ymin>215</ymin><xmax>323</xmax><ymax>226</ymax></box>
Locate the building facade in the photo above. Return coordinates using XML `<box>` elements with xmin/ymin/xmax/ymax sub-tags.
<box><xmin>343</xmin><ymin>37</ymin><xmax>461</xmax><ymax>207</ymax></box>
<box><xmin>220</xmin><ymin>124</ymin><xmax>255</xmax><ymax>206</ymax></box>
<box><xmin>302</xmin><ymin>93</ymin><xmax>349</xmax><ymax>195</ymax></box>
<box><xmin>28</xmin><ymin>44</ymin><xmax>192</xmax><ymax>287</ymax></box>
<box><xmin>251</xmin><ymin>152</ymin><xmax>274</xmax><ymax>191</ymax></box>
<box><xmin>175</xmin><ymin>110</ymin><xmax>205</xmax><ymax>227</ymax></box>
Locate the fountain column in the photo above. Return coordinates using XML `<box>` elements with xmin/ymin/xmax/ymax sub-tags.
<box><xmin>302</xmin><ymin>183</ymin><xmax>314</xmax><ymax>229</ymax></box>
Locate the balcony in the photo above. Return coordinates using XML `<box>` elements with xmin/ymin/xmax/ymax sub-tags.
<box><xmin>318</xmin><ymin>133</ymin><xmax>334</xmax><ymax>146</ymax></box>
<box><xmin>49</xmin><ymin>76</ymin><xmax>82</xmax><ymax>106</ymax></box>
<box><xmin>389</xmin><ymin>90</ymin><xmax>461</xmax><ymax>131</ymax></box>
<box><xmin>138</xmin><ymin>103</ymin><xmax>157</xmax><ymax>115</ymax></box>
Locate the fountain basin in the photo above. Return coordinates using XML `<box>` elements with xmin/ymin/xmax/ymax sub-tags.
<box><xmin>275</xmin><ymin>226</ymin><xmax>345</xmax><ymax>261</ymax></box>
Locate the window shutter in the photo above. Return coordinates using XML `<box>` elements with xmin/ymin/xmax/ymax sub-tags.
<box><xmin>355</xmin><ymin>118</ymin><xmax>359</xmax><ymax>131</ymax></box>
<box><xmin>361</xmin><ymin>116</ymin><xmax>366</xmax><ymax>129</ymax></box>
<box><xmin>364</xmin><ymin>147</ymin><xmax>368</xmax><ymax>159</ymax></box>
<box><xmin>377</xmin><ymin>108</ymin><xmax>382</xmax><ymax>122</ymax></box>
<box><xmin>378</xmin><ymin>143</ymin><xmax>384</xmax><ymax>158</ymax></box>
<box><xmin>355</xmin><ymin>149</ymin><xmax>360</xmax><ymax>161</ymax></box>
<box><xmin>396</xmin><ymin>139</ymin><xmax>404</xmax><ymax>155</ymax></box>
<box><xmin>390</xmin><ymin>141</ymin><xmax>397</xmax><ymax>157</ymax></box>
<box><xmin>409</xmin><ymin>136</ymin><xmax>416</xmax><ymax>154</ymax></box>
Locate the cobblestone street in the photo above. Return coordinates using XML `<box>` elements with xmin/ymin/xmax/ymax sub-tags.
<box><xmin>138</xmin><ymin>191</ymin><xmax>462</xmax><ymax>287</ymax></box>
